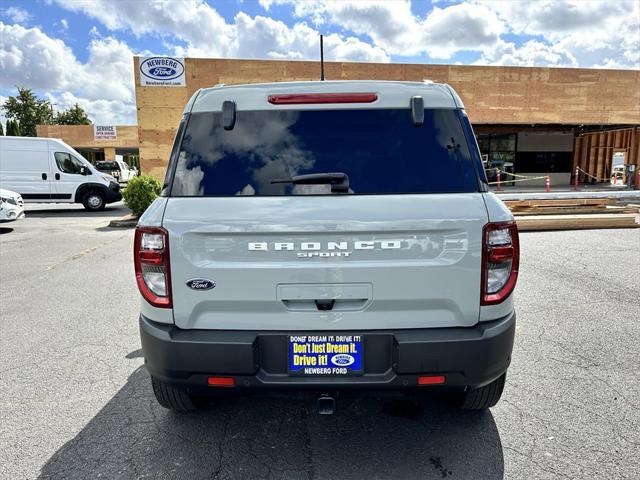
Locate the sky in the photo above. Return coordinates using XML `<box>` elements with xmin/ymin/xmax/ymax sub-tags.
<box><xmin>1</xmin><ymin>0</ymin><xmax>639</xmax><ymax>126</ymax></box>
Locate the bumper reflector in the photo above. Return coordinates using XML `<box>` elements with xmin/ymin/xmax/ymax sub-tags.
<box><xmin>207</xmin><ymin>376</ymin><xmax>235</xmax><ymax>387</ymax></box>
<box><xmin>418</xmin><ymin>375</ymin><xmax>446</xmax><ymax>385</ymax></box>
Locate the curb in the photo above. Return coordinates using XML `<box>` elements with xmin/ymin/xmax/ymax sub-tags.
<box><xmin>108</xmin><ymin>216</ymin><xmax>138</xmax><ymax>228</ymax></box>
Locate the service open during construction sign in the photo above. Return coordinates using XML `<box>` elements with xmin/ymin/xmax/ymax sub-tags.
<box><xmin>139</xmin><ymin>57</ymin><xmax>186</xmax><ymax>86</ymax></box>
<box><xmin>94</xmin><ymin>125</ymin><xmax>117</xmax><ymax>140</ymax></box>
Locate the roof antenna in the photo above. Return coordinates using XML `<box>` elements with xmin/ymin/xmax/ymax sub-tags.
<box><xmin>320</xmin><ymin>34</ymin><xmax>325</xmax><ymax>81</ymax></box>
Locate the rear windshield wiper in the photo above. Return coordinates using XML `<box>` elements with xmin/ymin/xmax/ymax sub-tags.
<box><xmin>271</xmin><ymin>172</ymin><xmax>350</xmax><ymax>193</ymax></box>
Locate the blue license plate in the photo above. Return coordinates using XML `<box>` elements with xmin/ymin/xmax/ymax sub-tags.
<box><xmin>288</xmin><ymin>335</ymin><xmax>363</xmax><ymax>376</ymax></box>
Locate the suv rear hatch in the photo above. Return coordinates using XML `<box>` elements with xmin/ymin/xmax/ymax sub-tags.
<box><xmin>162</xmin><ymin>87</ymin><xmax>488</xmax><ymax>330</ymax></box>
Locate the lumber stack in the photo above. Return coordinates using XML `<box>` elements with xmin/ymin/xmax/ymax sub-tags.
<box><xmin>506</xmin><ymin>198</ymin><xmax>640</xmax><ymax>231</ymax></box>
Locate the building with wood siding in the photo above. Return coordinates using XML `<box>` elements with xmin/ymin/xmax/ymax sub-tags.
<box><xmin>42</xmin><ymin>57</ymin><xmax>640</xmax><ymax>186</ymax></box>
<box><xmin>35</xmin><ymin>124</ymin><xmax>139</xmax><ymax>166</ymax></box>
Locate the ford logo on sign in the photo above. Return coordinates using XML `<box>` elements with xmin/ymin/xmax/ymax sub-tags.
<box><xmin>186</xmin><ymin>278</ymin><xmax>216</xmax><ymax>291</ymax></box>
<box><xmin>140</xmin><ymin>57</ymin><xmax>185</xmax><ymax>81</ymax></box>
<box><xmin>331</xmin><ymin>354</ymin><xmax>355</xmax><ymax>367</ymax></box>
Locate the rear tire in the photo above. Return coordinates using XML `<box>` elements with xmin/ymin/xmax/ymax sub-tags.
<box><xmin>151</xmin><ymin>377</ymin><xmax>196</xmax><ymax>412</ymax></box>
<box><xmin>82</xmin><ymin>191</ymin><xmax>105</xmax><ymax>211</ymax></box>
<box><xmin>456</xmin><ymin>373</ymin><xmax>506</xmax><ymax>410</ymax></box>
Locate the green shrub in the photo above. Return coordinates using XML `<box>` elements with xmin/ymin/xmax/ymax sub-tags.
<box><xmin>122</xmin><ymin>175</ymin><xmax>162</xmax><ymax>217</ymax></box>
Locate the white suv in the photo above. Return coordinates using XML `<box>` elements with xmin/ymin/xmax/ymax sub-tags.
<box><xmin>135</xmin><ymin>81</ymin><xmax>519</xmax><ymax>413</ymax></box>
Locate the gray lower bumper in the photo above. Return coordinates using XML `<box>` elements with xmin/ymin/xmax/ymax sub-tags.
<box><xmin>140</xmin><ymin>312</ymin><xmax>515</xmax><ymax>393</ymax></box>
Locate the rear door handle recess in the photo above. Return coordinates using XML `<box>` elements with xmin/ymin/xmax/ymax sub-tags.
<box><xmin>42</xmin><ymin>173</ymin><xmax>47</xmax><ymax>180</ymax></box>
<box><xmin>277</xmin><ymin>283</ymin><xmax>373</xmax><ymax>312</ymax></box>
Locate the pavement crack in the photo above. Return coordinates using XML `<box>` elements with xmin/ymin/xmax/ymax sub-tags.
<box><xmin>211</xmin><ymin>413</ymin><xmax>231</xmax><ymax>479</ymax></box>
<box><xmin>44</xmin><ymin>234</ymin><xmax>128</xmax><ymax>271</ymax></box>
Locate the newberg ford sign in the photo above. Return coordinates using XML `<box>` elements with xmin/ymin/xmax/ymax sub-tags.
<box><xmin>139</xmin><ymin>57</ymin><xmax>186</xmax><ymax>86</ymax></box>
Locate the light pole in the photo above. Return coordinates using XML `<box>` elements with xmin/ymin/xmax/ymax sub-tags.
<box><xmin>50</xmin><ymin>103</ymin><xmax>57</xmax><ymax>123</ymax></box>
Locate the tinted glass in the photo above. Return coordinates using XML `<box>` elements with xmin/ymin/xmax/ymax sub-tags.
<box><xmin>516</xmin><ymin>151</ymin><xmax>572</xmax><ymax>173</ymax></box>
<box><xmin>171</xmin><ymin>109</ymin><xmax>478</xmax><ymax>196</ymax></box>
<box><xmin>55</xmin><ymin>152</ymin><xmax>84</xmax><ymax>174</ymax></box>
<box><xmin>96</xmin><ymin>162</ymin><xmax>118</xmax><ymax>170</ymax></box>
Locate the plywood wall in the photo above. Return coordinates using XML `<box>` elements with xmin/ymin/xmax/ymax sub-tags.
<box><xmin>134</xmin><ymin>57</ymin><xmax>640</xmax><ymax>179</ymax></box>
<box><xmin>573</xmin><ymin>127</ymin><xmax>640</xmax><ymax>183</ymax></box>
<box><xmin>36</xmin><ymin>124</ymin><xmax>139</xmax><ymax>149</ymax></box>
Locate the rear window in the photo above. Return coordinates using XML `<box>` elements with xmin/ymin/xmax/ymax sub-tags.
<box><xmin>170</xmin><ymin>108</ymin><xmax>478</xmax><ymax>196</ymax></box>
<box><xmin>96</xmin><ymin>161</ymin><xmax>118</xmax><ymax>170</ymax></box>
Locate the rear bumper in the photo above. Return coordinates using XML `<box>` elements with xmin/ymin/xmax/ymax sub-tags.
<box><xmin>140</xmin><ymin>312</ymin><xmax>515</xmax><ymax>394</ymax></box>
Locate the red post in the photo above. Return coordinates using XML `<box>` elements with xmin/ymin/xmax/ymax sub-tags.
<box><xmin>574</xmin><ymin>166</ymin><xmax>579</xmax><ymax>191</ymax></box>
<box><xmin>496</xmin><ymin>170</ymin><xmax>501</xmax><ymax>191</ymax></box>
<box><xmin>546</xmin><ymin>175</ymin><xmax>550</xmax><ymax>193</ymax></box>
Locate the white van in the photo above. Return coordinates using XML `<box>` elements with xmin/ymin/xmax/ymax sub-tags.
<box><xmin>0</xmin><ymin>136</ymin><xmax>122</xmax><ymax>211</ymax></box>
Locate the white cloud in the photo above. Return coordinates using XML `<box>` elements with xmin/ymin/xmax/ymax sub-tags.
<box><xmin>475</xmin><ymin>40</ymin><xmax>578</xmax><ymax>67</ymax></box>
<box><xmin>260</xmin><ymin>0</ymin><xmax>505</xmax><ymax>59</ymax></box>
<box><xmin>60</xmin><ymin>18</ymin><xmax>68</xmax><ymax>30</ymax></box>
<box><xmin>45</xmin><ymin>92</ymin><xmax>135</xmax><ymax>125</ymax></box>
<box><xmin>2</xmin><ymin>6</ymin><xmax>32</xmax><ymax>23</ymax></box>
<box><xmin>483</xmin><ymin>0</ymin><xmax>639</xmax><ymax>69</ymax></box>
<box><xmin>422</xmin><ymin>2</ymin><xmax>505</xmax><ymax>59</ymax></box>
<box><xmin>262</xmin><ymin>0</ymin><xmax>639</xmax><ymax>68</ymax></box>
<box><xmin>0</xmin><ymin>22</ymin><xmax>136</xmax><ymax>124</ymax></box>
<box><xmin>229</xmin><ymin>13</ymin><xmax>388</xmax><ymax>62</ymax></box>
<box><xmin>482</xmin><ymin>0</ymin><xmax>629</xmax><ymax>37</ymax></box>
<box><xmin>54</xmin><ymin>0</ymin><xmax>388</xmax><ymax>62</ymax></box>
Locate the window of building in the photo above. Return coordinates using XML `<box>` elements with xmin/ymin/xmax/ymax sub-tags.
<box><xmin>515</xmin><ymin>152</ymin><xmax>572</xmax><ymax>173</ymax></box>
<box><xmin>476</xmin><ymin>133</ymin><xmax>516</xmax><ymax>181</ymax></box>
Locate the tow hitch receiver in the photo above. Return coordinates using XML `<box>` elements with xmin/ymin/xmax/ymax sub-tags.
<box><xmin>317</xmin><ymin>394</ymin><xmax>336</xmax><ymax>415</ymax></box>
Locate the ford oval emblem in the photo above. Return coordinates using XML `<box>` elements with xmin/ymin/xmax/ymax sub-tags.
<box><xmin>186</xmin><ymin>278</ymin><xmax>216</xmax><ymax>291</ymax></box>
<box><xmin>140</xmin><ymin>57</ymin><xmax>185</xmax><ymax>81</ymax></box>
<box><xmin>331</xmin><ymin>354</ymin><xmax>355</xmax><ymax>367</ymax></box>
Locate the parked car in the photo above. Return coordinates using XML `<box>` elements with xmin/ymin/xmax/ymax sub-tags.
<box><xmin>123</xmin><ymin>161</ymin><xmax>139</xmax><ymax>178</ymax></box>
<box><xmin>0</xmin><ymin>136</ymin><xmax>121</xmax><ymax>211</ymax></box>
<box><xmin>136</xmin><ymin>81</ymin><xmax>518</xmax><ymax>414</ymax></box>
<box><xmin>0</xmin><ymin>188</ymin><xmax>25</xmax><ymax>222</ymax></box>
<box><xmin>95</xmin><ymin>157</ymin><xmax>138</xmax><ymax>183</ymax></box>
<box><xmin>95</xmin><ymin>161</ymin><xmax>121</xmax><ymax>179</ymax></box>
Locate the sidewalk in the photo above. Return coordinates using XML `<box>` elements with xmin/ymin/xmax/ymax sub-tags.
<box><xmin>489</xmin><ymin>184</ymin><xmax>638</xmax><ymax>194</ymax></box>
<box><xmin>490</xmin><ymin>183</ymin><xmax>640</xmax><ymax>200</ymax></box>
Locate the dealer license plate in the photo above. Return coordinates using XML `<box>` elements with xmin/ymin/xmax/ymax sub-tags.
<box><xmin>288</xmin><ymin>335</ymin><xmax>363</xmax><ymax>376</ymax></box>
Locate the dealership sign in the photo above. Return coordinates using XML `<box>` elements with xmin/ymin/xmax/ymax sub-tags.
<box><xmin>94</xmin><ymin>125</ymin><xmax>117</xmax><ymax>140</ymax></box>
<box><xmin>139</xmin><ymin>57</ymin><xmax>186</xmax><ymax>86</ymax></box>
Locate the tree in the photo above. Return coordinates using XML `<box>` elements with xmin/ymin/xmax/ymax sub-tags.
<box><xmin>2</xmin><ymin>87</ymin><xmax>52</xmax><ymax>137</ymax></box>
<box><xmin>6</xmin><ymin>119</ymin><xmax>21</xmax><ymax>136</ymax></box>
<box><xmin>55</xmin><ymin>103</ymin><xmax>92</xmax><ymax>125</ymax></box>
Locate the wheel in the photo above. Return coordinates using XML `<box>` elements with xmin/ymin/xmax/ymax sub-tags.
<box><xmin>151</xmin><ymin>377</ymin><xmax>196</xmax><ymax>412</ymax></box>
<box><xmin>82</xmin><ymin>191</ymin><xmax>105</xmax><ymax>211</ymax></box>
<box><xmin>455</xmin><ymin>373</ymin><xmax>506</xmax><ymax>410</ymax></box>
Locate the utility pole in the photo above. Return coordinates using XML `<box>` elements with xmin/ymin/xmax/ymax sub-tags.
<box><xmin>320</xmin><ymin>34</ymin><xmax>325</xmax><ymax>81</ymax></box>
<box><xmin>50</xmin><ymin>103</ymin><xmax>57</xmax><ymax>124</ymax></box>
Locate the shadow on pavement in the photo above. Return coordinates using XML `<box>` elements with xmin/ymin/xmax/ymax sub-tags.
<box><xmin>24</xmin><ymin>204</ymin><xmax>129</xmax><ymax>219</ymax></box>
<box><xmin>39</xmin><ymin>367</ymin><xmax>504</xmax><ymax>480</ymax></box>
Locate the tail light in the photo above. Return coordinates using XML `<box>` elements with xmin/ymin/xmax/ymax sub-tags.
<box><xmin>481</xmin><ymin>221</ymin><xmax>519</xmax><ymax>305</ymax></box>
<box><xmin>134</xmin><ymin>226</ymin><xmax>172</xmax><ymax>308</ymax></box>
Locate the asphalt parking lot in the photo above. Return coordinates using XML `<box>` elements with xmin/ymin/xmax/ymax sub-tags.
<box><xmin>1</xmin><ymin>204</ymin><xmax>639</xmax><ymax>479</ymax></box>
